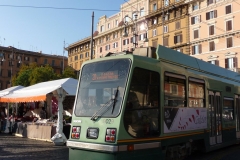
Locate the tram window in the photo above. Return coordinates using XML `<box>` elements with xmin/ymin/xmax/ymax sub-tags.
<box><xmin>124</xmin><ymin>68</ymin><xmax>160</xmax><ymax>138</ymax></box>
<box><xmin>164</xmin><ymin>73</ymin><xmax>186</xmax><ymax>107</ymax></box>
<box><xmin>188</xmin><ymin>78</ymin><xmax>205</xmax><ymax>107</ymax></box>
<box><xmin>223</xmin><ymin>98</ymin><xmax>234</xmax><ymax>121</ymax></box>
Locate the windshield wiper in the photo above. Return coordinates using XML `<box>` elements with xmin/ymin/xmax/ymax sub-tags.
<box><xmin>90</xmin><ymin>86</ymin><xmax>119</xmax><ymax>121</ymax></box>
<box><xmin>112</xmin><ymin>86</ymin><xmax>119</xmax><ymax>114</ymax></box>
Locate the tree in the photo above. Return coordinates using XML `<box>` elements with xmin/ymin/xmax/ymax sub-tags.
<box><xmin>61</xmin><ymin>66</ymin><xmax>78</xmax><ymax>79</ymax></box>
<box><xmin>28</xmin><ymin>64</ymin><xmax>58</xmax><ymax>85</ymax></box>
<box><xmin>12</xmin><ymin>63</ymin><xmax>38</xmax><ymax>86</ymax></box>
<box><xmin>12</xmin><ymin>63</ymin><xmax>78</xmax><ymax>87</ymax></box>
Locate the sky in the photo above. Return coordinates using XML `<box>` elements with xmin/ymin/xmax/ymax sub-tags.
<box><xmin>0</xmin><ymin>0</ymin><xmax>125</xmax><ymax>56</ymax></box>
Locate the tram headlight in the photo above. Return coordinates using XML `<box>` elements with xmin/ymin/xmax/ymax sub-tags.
<box><xmin>71</xmin><ymin>126</ymin><xmax>81</xmax><ymax>139</ymax></box>
<box><xmin>105</xmin><ymin>128</ymin><xmax>116</xmax><ymax>143</ymax></box>
<box><xmin>87</xmin><ymin>128</ymin><xmax>99</xmax><ymax>139</ymax></box>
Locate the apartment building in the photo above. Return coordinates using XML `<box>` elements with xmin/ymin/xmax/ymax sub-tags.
<box><xmin>0</xmin><ymin>46</ymin><xmax>68</xmax><ymax>90</ymax></box>
<box><xmin>94</xmin><ymin>0</ymin><xmax>149</xmax><ymax>58</ymax></box>
<box><xmin>67</xmin><ymin>36</ymin><xmax>96</xmax><ymax>71</ymax></box>
<box><xmin>188</xmin><ymin>0</ymin><xmax>240</xmax><ymax>72</ymax></box>
<box><xmin>146</xmin><ymin>0</ymin><xmax>190</xmax><ymax>54</ymax></box>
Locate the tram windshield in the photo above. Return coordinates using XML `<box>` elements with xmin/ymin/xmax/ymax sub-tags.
<box><xmin>74</xmin><ymin>59</ymin><xmax>131</xmax><ymax>117</ymax></box>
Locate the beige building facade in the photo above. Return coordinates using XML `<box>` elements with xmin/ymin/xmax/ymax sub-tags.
<box><xmin>188</xmin><ymin>0</ymin><xmax>240</xmax><ymax>72</ymax></box>
<box><xmin>146</xmin><ymin>0</ymin><xmax>190</xmax><ymax>54</ymax></box>
<box><xmin>67</xmin><ymin>37</ymin><xmax>96</xmax><ymax>71</ymax></box>
<box><xmin>94</xmin><ymin>0</ymin><xmax>149</xmax><ymax>58</ymax></box>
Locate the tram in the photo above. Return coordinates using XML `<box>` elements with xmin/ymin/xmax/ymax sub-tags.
<box><xmin>67</xmin><ymin>45</ymin><xmax>240</xmax><ymax>160</ymax></box>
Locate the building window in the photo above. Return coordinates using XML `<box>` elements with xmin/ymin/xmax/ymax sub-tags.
<box><xmin>80</xmin><ymin>54</ymin><xmax>83</xmax><ymax>59</ymax></box>
<box><xmin>34</xmin><ymin>58</ymin><xmax>37</xmax><ymax>62</ymax></box>
<box><xmin>100</xmin><ymin>25</ymin><xmax>104</xmax><ymax>32</ymax></box>
<box><xmin>227</xmin><ymin>37</ymin><xmax>233</xmax><ymax>48</ymax></box>
<box><xmin>85</xmin><ymin>52</ymin><xmax>89</xmax><ymax>58</ymax></box>
<box><xmin>108</xmin><ymin>23</ymin><xmax>110</xmax><ymax>29</ymax></box>
<box><xmin>164</xmin><ymin>14</ymin><xmax>169</xmax><ymax>21</ymax></box>
<box><xmin>175</xmin><ymin>21</ymin><xmax>181</xmax><ymax>30</ymax></box>
<box><xmin>174</xmin><ymin>34</ymin><xmax>182</xmax><ymax>44</ymax></box>
<box><xmin>154</xmin><ymin>18</ymin><xmax>158</xmax><ymax>24</ymax></box>
<box><xmin>193</xmin><ymin>29</ymin><xmax>199</xmax><ymax>39</ymax></box>
<box><xmin>226</xmin><ymin>20</ymin><xmax>232</xmax><ymax>31</ymax></box>
<box><xmin>192</xmin><ymin>3</ymin><xmax>199</xmax><ymax>11</ymax></box>
<box><xmin>140</xmin><ymin>8</ymin><xmax>145</xmax><ymax>16</ymax></box>
<box><xmin>164</xmin><ymin>0</ymin><xmax>169</xmax><ymax>6</ymax></box>
<box><xmin>207</xmin><ymin>0</ymin><xmax>213</xmax><ymax>5</ymax></box>
<box><xmin>74</xmin><ymin>55</ymin><xmax>78</xmax><ymax>60</ymax></box>
<box><xmin>191</xmin><ymin>15</ymin><xmax>200</xmax><ymax>25</ymax></box>
<box><xmin>226</xmin><ymin>5</ymin><xmax>232</xmax><ymax>14</ymax></box>
<box><xmin>164</xmin><ymin>25</ymin><xmax>168</xmax><ymax>33</ymax></box>
<box><xmin>209</xmin><ymin>41</ymin><xmax>215</xmax><ymax>51</ymax></box>
<box><xmin>209</xmin><ymin>25</ymin><xmax>214</xmax><ymax>35</ymax></box>
<box><xmin>225</xmin><ymin>57</ymin><xmax>237</xmax><ymax>69</ymax></box>
<box><xmin>206</xmin><ymin>10</ymin><xmax>217</xmax><ymax>20</ymax></box>
<box><xmin>208</xmin><ymin>60</ymin><xmax>219</xmax><ymax>66</ymax></box>
<box><xmin>44</xmin><ymin>59</ymin><xmax>47</xmax><ymax>64</ymax></box>
<box><xmin>113</xmin><ymin>42</ymin><xmax>118</xmax><ymax>48</ymax></box>
<box><xmin>163</xmin><ymin>37</ymin><xmax>169</xmax><ymax>46</ymax></box>
<box><xmin>153</xmin><ymin>3</ymin><xmax>157</xmax><ymax>11</ymax></box>
<box><xmin>115</xmin><ymin>20</ymin><xmax>118</xmax><ymax>26</ymax></box>
<box><xmin>51</xmin><ymin>60</ymin><xmax>55</xmax><ymax>66</ymax></box>
<box><xmin>25</xmin><ymin>57</ymin><xmax>29</xmax><ymax>61</ymax></box>
<box><xmin>123</xmin><ymin>39</ymin><xmax>129</xmax><ymax>45</ymax></box>
<box><xmin>153</xmin><ymin>29</ymin><xmax>157</xmax><ymax>36</ymax></box>
<box><xmin>192</xmin><ymin>44</ymin><xmax>202</xmax><ymax>55</ymax></box>
<box><xmin>100</xmin><ymin>47</ymin><xmax>102</xmax><ymax>53</ymax></box>
<box><xmin>8</xmin><ymin>70</ymin><xmax>11</xmax><ymax>77</ymax></box>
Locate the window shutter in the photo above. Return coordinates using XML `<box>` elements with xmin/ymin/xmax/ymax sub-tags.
<box><xmin>130</xmin><ymin>37</ymin><xmax>133</xmax><ymax>43</ymax></box>
<box><xmin>215</xmin><ymin>60</ymin><xmax>219</xmax><ymax>66</ymax></box>
<box><xmin>225</xmin><ymin>58</ymin><xmax>229</xmax><ymax>68</ymax></box>
<box><xmin>206</xmin><ymin>12</ymin><xmax>210</xmax><ymax>20</ymax></box>
<box><xmin>199</xmin><ymin>15</ymin><xmax>201</xmax><ymax>22</ymax></box>
<box><xmin>234</xmin><ymin>57</ymin><xmax>238</xmax><ymax>68</ymax></box>
<box><xmin>199</xmin><ymin>44</ymin><xmax>202</xmax><ymax>53</ymax></box>
<box><xmin>127</xmin><ymin>39</ymin><xmax>129</xmax><ymax>44</ymax></box>
<box><xmin>214</xmin><ymin>10</ymin><xmax>217</xmax><ymax>18</ymax></box>
<box><xmin>123</xmin><ymin>40</ymin><xmax>125</xmax><ymax>45</ymax></box>
<box><xmin>192</xmin><ymin>46</ymin><xmax>195</xmax><ymax>55</ymax></box>
<box><xmin>180</xmin><ymin>35</ymin><xmax>183</xmax><ymax>42</ymax></box>
<box><xmin>191</xmin><ymin>17</ymin><xmax>194</xmax><ymax>24</ymax></box>
<box><xmin>116</xmin><ymin>42</ymin><xmax>118</xmax><ymax>47</ymax></box>
<box><xmin>228</xmin><ymin>21</ymin><xmax>232</xmax><ymax>31</ymax></box>
<box><xmin>174</xmin><ymin>36</ymin><xmax>177</xmax><ymax>44</ymax></box>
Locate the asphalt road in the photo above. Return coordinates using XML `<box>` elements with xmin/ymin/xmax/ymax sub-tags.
<box><xmin>1</xmin><ymin>133</ymin><xmax>240</xmax><ymax>160</ymax></box>
<box><xmin>0</xmin><ymin>133</ymin><xmax>69</xmax><ymax>160</ymax></box>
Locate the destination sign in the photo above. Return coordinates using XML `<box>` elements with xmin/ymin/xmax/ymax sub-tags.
<box><xmin>92</xmin><ymin>71</ymin><xmax>118</xmax><ymax>81</ymax></box>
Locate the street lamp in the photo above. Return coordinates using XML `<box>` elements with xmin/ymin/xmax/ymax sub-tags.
<box><xmin>122</xmin><ymin>14</ymin><xmax>148</xmax><ymax>50</ymax></box>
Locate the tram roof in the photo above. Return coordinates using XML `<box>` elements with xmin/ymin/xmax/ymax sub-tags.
<box><xmin>156</xmin><ymin>45</ymin><xmax>240</xmax><ymax>83</ymax></box>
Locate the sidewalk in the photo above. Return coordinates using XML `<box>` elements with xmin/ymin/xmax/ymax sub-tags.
<box><xmin>0</xmin><ymin>133</ymin><xmax>68</xmax><ymax>160</ymax></box>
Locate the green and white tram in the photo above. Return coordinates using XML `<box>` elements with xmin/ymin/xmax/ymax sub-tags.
<box><xmin>67</xmin><ymin>45</ymin><xmax>240</xmax><ymax>160</ymax></box>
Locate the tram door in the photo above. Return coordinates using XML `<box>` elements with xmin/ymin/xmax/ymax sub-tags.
<box><xmin>235</xmin><ymin>95</ymin><xmax>240</xmax><ymax>138</ymax></box>
<box><xmin>209</xmin><ymin>91</ymin><xmax>222</xmax><ymax>145</ymax></box>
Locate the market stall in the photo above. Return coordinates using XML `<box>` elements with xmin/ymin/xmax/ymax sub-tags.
<box><xmin>0</xmin><ymin>78</ymin><xmax>78</xmax><ymax>145</ymax></box>
<box><xmin>0</xmin><ymin>85</ymin><xmax>25</xmax><ymax>133</ymax></box>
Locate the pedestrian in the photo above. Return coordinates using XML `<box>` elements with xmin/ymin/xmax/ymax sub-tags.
<box><xmin>40</xmin><ymin>107</ymin><xmax>46</xmax><ymax>119</ymax></box>
<box><xmin>0</xmin><ymin>108</ymin><xmax>6</xmax><ymax>132</ymax></box>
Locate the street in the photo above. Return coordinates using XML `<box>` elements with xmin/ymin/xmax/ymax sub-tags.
<box><xmin>0</xmin><ymin>133</ymin><xmax>68</xmax><ymax>160</ymax></box>
<box><xmin>2</xmin><ymin>133</ymin><xmax>240</xmax><ymax>160</ymax></box>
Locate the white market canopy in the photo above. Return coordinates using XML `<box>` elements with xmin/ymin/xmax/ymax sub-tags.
<box><xmin>0</xmin><ymin>78</ymin><xmax>78</xmax><ymax>103</ymax></box>
<box><xmin>0</xmin><ymin>85</ymin><xmax>25</xmax><ymax>97</ymax></box>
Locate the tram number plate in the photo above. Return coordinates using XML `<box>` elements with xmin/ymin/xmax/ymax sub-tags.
<box><xmin>104</xmin><ymin>119</ymin><xmax>114</xmax><ymax>124</ymax></box>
